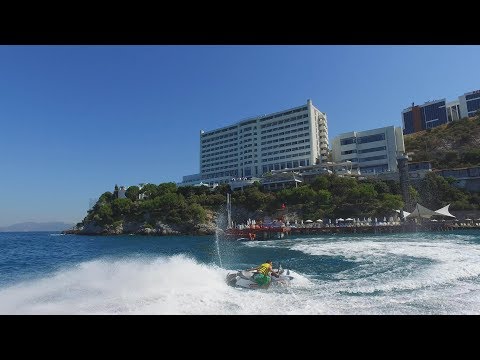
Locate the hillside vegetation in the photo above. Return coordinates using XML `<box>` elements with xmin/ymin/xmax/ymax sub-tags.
<box><xmin>76</xmin><ymin>172</ymin><xmax>479</xmax><ymax>235</ymax></box>
<box><xmin>404</xmin><ymin>113</ymin><xmax>480</xmax><ymax>169</ymax></box>
<box><xmin>75</xmin><ymin>113</ymin><xmax>480</xmax><ymax>234</ymax></box>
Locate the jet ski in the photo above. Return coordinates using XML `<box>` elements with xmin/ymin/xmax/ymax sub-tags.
<box><xmin>226</xmin><ymin>265</ymin><xmax>294</xmax><ymax>289</ymax></box>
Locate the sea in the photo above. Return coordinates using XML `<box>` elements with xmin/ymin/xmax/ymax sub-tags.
<box><xmin>1</xmin><ymin>230</ymin><xmax>480</xmax><ymax>315</ymax></box>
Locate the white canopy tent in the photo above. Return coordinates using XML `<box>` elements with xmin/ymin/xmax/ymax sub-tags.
<box><xmin>406</xmin><ymin>203</ymin><xmax>456</xmax><ymax>220</ymax></box>
<box><xmin>395</xmin><ymin>209</ymin><xmax>411</xmax><ymax>218</ymax></box>
<box><xmin>433</xmin><ymin>204</ymin><xmax>456</xmax><ymax>219</ymax></box>
<box><xmin>406</xmin><ymin>204</ymin><xmax>437</xmax><ymax>219</ymax></box>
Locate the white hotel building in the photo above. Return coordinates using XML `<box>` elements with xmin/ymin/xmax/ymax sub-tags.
<box><xmin>331</xmin><ymin>126</ymin><xmax>405</xmax><ymax>175</ymax></box>
<box><xmin>197</xmin><ymin>99</ymin><xmax>329</xmax><ymax>185</ymax></box>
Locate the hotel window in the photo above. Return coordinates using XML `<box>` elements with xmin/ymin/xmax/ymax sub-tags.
<box><xmin>341</xmin><ymin>137</ymin><xmax>356</xmax><ymax>145</ymax></box>
<box><xmin>357</xmin><ymin>133</ymin><xmax>385</xmax><ymax>144</ymax></box>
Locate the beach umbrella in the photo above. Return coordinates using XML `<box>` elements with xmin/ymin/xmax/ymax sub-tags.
<box><xmin>305</xmin><ymin>219</ymin><xmax>313</xmax><ymax>223</ymax></box>
<box><xmin>337</xmin><ymin>218</ymin><xmax>344</xmax><ymax>222</ymax></box>
<box><xmin>316</xmin><ymin>219</ymin><xmax>323</xmax><ymax>223</ymax></box>
<box><xmin>345</xmin><ymin>218</ymin><xmax>354</xmax><ymax>221</ymax></box>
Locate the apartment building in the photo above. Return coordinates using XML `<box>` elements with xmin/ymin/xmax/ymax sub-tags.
<box><xmin>402</xmin><ymin>99</ymin><xmax>447</xmax><ymax>135</ymax></box>
<box><xmin>198</xmin><ymin>99</ymin><xmax>329</xmax><ymax>185</ymax></box>
<box><xmin>402</xmin><ymin>89</ymin><xmax>480</xmax><ymax>135</ymax></box>
<box><xmin>331</xmin><ymin>126</ymin><xmax>405</xmax><ymax>174</ymax></box>
<box><xmin>459</xmin><ymin>90</ymin><xmax>480</xmax><ymax>119</ymax></box>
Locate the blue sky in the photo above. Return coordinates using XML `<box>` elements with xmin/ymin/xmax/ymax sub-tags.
<box><xmin>0</xmin><ymin>45</ymin><xmax>479</xmax><ymax>226</ymax></box>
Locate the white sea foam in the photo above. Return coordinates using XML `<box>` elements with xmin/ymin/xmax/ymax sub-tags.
<box><xmin>286</xmin><ymin>234</ymin><xmax>480</xmax><ymax>314</ymax></box>
<box><xmin>0</xmin><ymin>254</ymin><xmax>319</xmax><ymax>315</ymax></box>
<box><xmin>2</xmin><ymin>234</ymin><xmax>480</xmax><ymax>314</ymax></box>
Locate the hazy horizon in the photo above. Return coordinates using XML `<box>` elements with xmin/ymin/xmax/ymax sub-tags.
<box><xmin>0</xmin><ymin>221</ymin><xmax>74</xmax><ymax>231</ymax></box>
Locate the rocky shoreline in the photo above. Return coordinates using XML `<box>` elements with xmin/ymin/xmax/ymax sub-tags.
<box><xmin>63</xmin><ymin>220</ymin><xmax>217</xmax><ymax>236</ymax></box>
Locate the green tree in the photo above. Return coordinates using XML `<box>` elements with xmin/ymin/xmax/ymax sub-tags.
<box><xmin>451</xmin><ymin>199</ymin><xmax>474</xmax><ymax>210</ymax></box>
<box><xmin>443</xmin><ymin>151</ymin><xmax>458</xmax><ymax>166</ymax></box>
<box><xmin>377</xmin><ymin>193</ymin><xmax>404</xmax><ymax>216</ymax></box>
<box><xmin>203</xmin><ymin>193</ymin><xmax>226</xmax><ymax>208</ymax></box>
<box><xmin>186</xmin><ymin>203</ymin><xmax>207</xmax><ymax>223</ymax></box>
<box><xmin>463</xmin><ymin>149</ymin><xmax>480</xmax><ymax>165</ymax></box>
<box><xmin>329</xmin><ymin>176</ymin><xmax>357</xmax><ymax>198</ymax></box>
<box><xmin>342</xmin><ymin>183</ymin><xmax>378</xmax><ymax>216</ymax></box>
<box><xmin>157</xmin><ymin>182</ymin><xmax>177</xmax><ymax>196</ymax></box>
<box><xmin>278</xmin><ymin>186</ymin><xmax>317</xmax><ymax>206</ymax></box>
<box><xmin>111</xmin><ymin>198</ymin><xmax>133</xmax><ymax>218</ymax></box>
<box><xmin>315</xmin><ymin>189</ymin><xmax>332</xmax><ymax>206</ymax></box>
<box><xmin>125</xmin><ymin>186</ymin><xmax>140</xmax><ymax>202</ymax></box>
<box><xmin>158</xmin><ymin>193</ymin><xmax>186</xmax><ymax>213</ymax></box>
<box><xmin>417</xmin><ymin>172</ymin><xmax>468</xmax><ymax>209</ymax></box>
<box><xmin>369</xmin><ymin>179</ymin><xmax>390</xmax><ymax>194</ymax></box>
<box><xmin>141</xmin><ymin>184</ymin><xmax>159</xmax><ymax>199</ymax></box>
<box><xmin>98</xmin><ymin>191</ymin><xmax>114</xmax><ymax>204</ymax></box>
<box><xmin>96</xmin><ymin>203</ymin><xmax>113</xmax><ymax>225</ymax></box>
<box><xmin>177</xmin><ymin>185</ymin><xmax>209</xmax><ymax>198</ymax></box>
<box><xmin>242</xmin><ymin>186</ymin><xmax>272</xmax><ymax>211</ymax></box>
<box><xmin>212</xmin><ymin>183</ymin><xmax>231</xmax><ymax>196</ymax></box>
<box><xmin>311</xmin><ymin>175</ymin><xmax>329</xmax><ymax>192</ymax></box>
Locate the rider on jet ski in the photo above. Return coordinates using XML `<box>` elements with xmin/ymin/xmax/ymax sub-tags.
<box><xmin>246</xmin><ymin>260</ymin><xmax>280</xmax><ymax>289</ymax></box>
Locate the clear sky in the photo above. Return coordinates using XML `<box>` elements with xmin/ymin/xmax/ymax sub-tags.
<box><xmin>1</xmin><ymin>45</ymin><xmax>479</xmax><ymax>226</ymax></box>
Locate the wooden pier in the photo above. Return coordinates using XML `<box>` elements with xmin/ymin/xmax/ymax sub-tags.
<box><xmin>224</xmin><ymin>226</ymin><xmax>291</xmax><ymax>240</ymax></box>
<box><xmin>222</xmin><ymin>223</ymin><xmax>479</xmax><ymax>240</ymax></box>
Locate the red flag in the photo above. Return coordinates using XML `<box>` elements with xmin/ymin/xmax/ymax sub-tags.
<box><xmin>281</xmin><ymin>203</ymin><xmax>286</xmax><ymax>209</ymax></box>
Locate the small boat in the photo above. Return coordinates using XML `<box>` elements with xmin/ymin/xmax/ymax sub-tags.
<box><xmin>225</xmin><ymin>265</ymin><xmax>293</xmax><ymax>289</ymax></box>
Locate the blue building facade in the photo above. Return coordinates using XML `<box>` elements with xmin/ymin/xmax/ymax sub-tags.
<box><xmin>402</xmin><ymin>99</ymin><xmax>447</xmax><ymax>135</ymax></box>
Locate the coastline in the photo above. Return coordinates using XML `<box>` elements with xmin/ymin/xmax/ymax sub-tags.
<box><xmin>63</xmin><ymin>219</ymin><xmax>217</xmax><ymax>236</ymax></box>
<box><xmin>63</xmin><ymin>222</ymin><xmax>480</xmax><ymax>237</ymax></box>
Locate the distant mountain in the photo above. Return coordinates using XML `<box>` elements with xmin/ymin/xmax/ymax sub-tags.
<box><xmin>0</xmin><ymin>222</ymin><xmax>75</xmax><ymax>232</ymax></box>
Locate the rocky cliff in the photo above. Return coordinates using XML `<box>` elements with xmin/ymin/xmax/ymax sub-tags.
<box><xmin>65</xmin><ymin>215</ymin><xmax>217</xmax><ymax>236</ymax></box>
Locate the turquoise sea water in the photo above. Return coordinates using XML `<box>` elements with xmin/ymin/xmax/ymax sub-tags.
<box><xmin>1</xmin><ymin>230</ymin><xmax>480</xmax><ymax>314</ymax></box>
